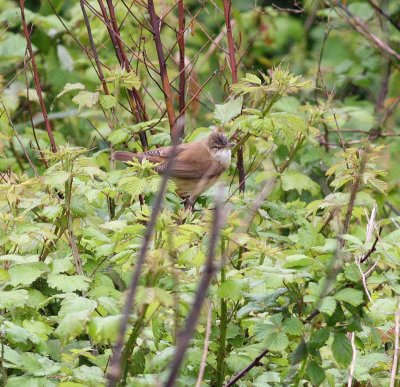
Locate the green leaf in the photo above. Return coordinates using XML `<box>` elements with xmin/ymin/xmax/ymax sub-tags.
<box><xmin>88</xmin><ymin>315</ymin><xmax>121</xmax><ymax>344</ymax></box>
<box><xmin>290</xmin><ymin>339</ymin><xmax>307</xmax><ymax>364</ymax></box>
<box><xmin>218</xmin><ymin>280</ymin><xmax>242</xmax><ymax>301</ymax></box>
<box><xmin>269</xmin><ymin>113</ymin><xmax>307</xmax><ymax>147</ymax></box>
<box><xmin>108</xmin><ymin>129</ymin><xmax>129</xmax><ymax>145</ymax></box>
<box><xmin>99</xmin><ymin>94</ymin><xmax>117</xmax><ymax>109</ymax></box>
<box><xmin>8</xmin><ymin>263</ymin><xmax>49</xmax><ymax>286</ymax></box>
<box><xmin>331</xmin><ymin>333</ymin><xmax>353</xmax><ymax>367</ymax></box>
<box><xmin>47</xmin><ymin>274</ymin><xmax>90</xmax><ymax>293</ymax></box>
<box><xmin>72</xmin><ymin>91</ymin><xmax>99</xmax><ymax>111</ymax></box>
<box><xmin>309</xmin><ymin>328</ymin><xmax>330</xmax><ymax>350</ymax></box>
<box><xmin>44</xmin><ymin>170</ymin><xmax>70</xmax><ymax>186</ymax></box>
<box><xmin>56</xmin><ymin>296</ymin><xmax>96</xmax><ymax>342</ymax></box>
<box><xmin>282</xmin><ymin>317</ymin><xmax>303</xmax><ymax>336</ymax></box>
<box><xmin>264</xmin><ymin>331</ymin><xmax>289</xmax><ymax>352</ymax></box>
<box><xmin>334</xmin><ymin>288</ymin><xmax>364</xmax><ymax>307</ymax></box>
<box><xmin>306</xmin><ymin>361</ymin><xmax>326</xmax><ymax>386</ymax></box>
<box><xmin>281</xmin><ymin>171</ymin><xmax>320</xmax><ymax>196</ymax></box>
<box><xmin>0</xmin><ymin>290</ymin><xmax>29</xmax><ymax>309</ymax></box>
<box><xmin>319</xmin><ymin>297</ymin><xmax>336</xmax><ymax>316</ymax></box>
<box><xmin>51</xmin><ymin>82</ymin><xmax>85</xmax><ymax>109</ymax></box>
<box><xmin>214</xmin><ymin>96</ymin><xmax>243</xmax><ymax>124</ymax></box>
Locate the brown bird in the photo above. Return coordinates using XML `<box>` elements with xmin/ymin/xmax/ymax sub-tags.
<box><xmin>112</xmin><ymin>131</ymin><xmax>234</xmax><ymax>203</ymax></box>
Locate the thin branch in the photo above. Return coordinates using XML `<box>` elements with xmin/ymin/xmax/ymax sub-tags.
<box><xmin>224</xmin><ymin>348</ymin><xmax>269</xmax><ymax>387</ymax></box>
<box><xmin>333</xmin><ymin>0</ymin><xmax>400</xmax><ymax>63</ymax></box>
<box><xmin>106</xmin><ymin>138</ymin><xmax>181</xmax><ymax>387</ymax></box>
<box><xmin>164</xmin><ymin>187</ymin><xmax>226</xmax><ymax>387</ymax></box>
<box><xmin>195</xmin><ymin>303</ymin><xmax>212</xmax><ymax>387</ymax></box>
<box><xmin>148</xmin><ymin>0</ymin><xmax>179</xmax><ymax>141</ymax></box>
<box><xmin>177</xmin><ymin>0</ymin><xmax>186</xmax><ymax>137</ymax></box>
<box><xmin>347</xmin><ymin>332</ymin><xmax>356</xmax><ymax>387</ymax></box>
<box><xmin>222</xmin><ymin>0</ymin><xmax>245</xmax><ymax>193</ymax></box>
<box><xmin>366</xmin><ymin>0</ymin><xmax>400</xmax><ymax>32</ymax></box>
<box><xmin>19</xmin><ymin>0</ymin><xmax>57</xmax><ymax>153</ymax></box>
<box><xmin>390</xmin><ymin>302</ymin><xmax>400</xmax><ymax>387</ymax></box>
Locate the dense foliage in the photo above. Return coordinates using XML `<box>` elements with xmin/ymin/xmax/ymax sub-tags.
<box><xmin>0</xmin><ymin>0</ymin><xmax>400</xmax><ymax>386</ymax></box>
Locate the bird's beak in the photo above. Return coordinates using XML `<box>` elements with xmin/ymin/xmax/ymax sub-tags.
<box><xmin>228</xmin><ymin>142</ymin><xmax>235</xmax><ymax>148</ymax></box>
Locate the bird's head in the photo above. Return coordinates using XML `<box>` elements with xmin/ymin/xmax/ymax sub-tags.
<box><xmin>207</xmin><ymin>131</ymin><xmax>234</xmax><ymax>167</ymax></box>
<box><xmin>207</xmin><ymin>131</ymin><xmax>235</xmax><ymax>152</ymax></box>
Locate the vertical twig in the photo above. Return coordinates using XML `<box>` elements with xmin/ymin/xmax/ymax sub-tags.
<box><xmin>164</xmin><ymin>187</ymin><xmax>226</xmax><ymax>387</ymax></box>
<box><xmin>390</xmin><ymin>302</ymin><xmax>400</xmax><ymax>387</ymax></box>
<box><xmin>347</xmin><ymin>332</ymin><xmax>356</xmax><ymax>387</ymax></box>
<box><xmin>222</xmin><ymin>0</ymin><xmax>245</xmax><ymax>192</ymax></box>
<box><xmin>106</xmin><ymin>139</ymin><xmax>180</xmax><ymax>387</ymax></box>
<box><xmin>148</xmin><ymin>0</ymin><xmax>179</xmax><ymax>142</ymax></box>
<box><xmin>195</xmin><ymin>303</ymin><xmax>212</xmax><ymax>387</ymax></box>
<box><xmin>177</xmin><ymin>0</ymin><xmax>186</xmax><ymax>138</ymax></box>
<box><xmin>19</xmin><ymin>0</ymin><xmax>57</xmax><ymax>153</ymax></box>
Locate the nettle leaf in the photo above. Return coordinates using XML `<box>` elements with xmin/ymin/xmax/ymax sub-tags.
<box><xmin>281</xmin><ymin>171</ymin><xmax>320</xmax><ymax>196</ymax></box>
<box><xmin>118</xmin><ymin>176</ymin><xmax>146</xmax><ymax>197</ymax></box>
<box><xmin>218</xmin><ymin>280</ymin><xmax>242</xmax><ymax>301</ymax></box>
<box><xmin>56</xmin><ymin>296</ymin><xmax>97</xmax><ymax>342</ymax></box>
<box><xmin>334</xmin><ymin>288</ymin><xmax>364</xmax><ymax>307</ymax></box>
<box><xmin>309</xmin><ymin>328</ymin><xmax>330</xmax><ymax>350</ymax></box>
<box><xmin>44</xmin><ymin>170</ymin><xmax>70</xmax><ymax>186</ymax></box>
<box><xmin>8</xmin><ymin>262</ymin><xmax>49</xmax><ymax>286</ymax></box>
<box><xmin>290</xmin><ymin>339</ymin><xmax>307</xmax><ymax>364</ymax></box>
<box><xmin>331</xmin><ymin>333</ymin><xmax>353</xmax><ymax>367</ymax></box>
<box><xmin>99</xmin><ymin>94</ymin><xmax>117</xmax><ymax>109</ymax></box>
<box><xmin>214</xmin><ymin>96</ymin><xmax>243</xmax><ymax>124</ymax></box>
<box><xmin>108</xmin><ymin>129</ymin><xmax>129</xmax><ymax>145</ymax></box>
<box><xmin>320</xmin><ymin>297</ymin><xmax>337</xmax><ymax>316</ymax></box>
<box><xmin>306</xmin><ymin>361</ymin><xmax>326</xmax><ymax>386</ymax></box>
<box><xmin>88</xmin><ymin>315</ymin><xmax>121</xmax><ymax>344</ymax></box>
<box><xmin>72</xmin><ymin>91</ymin><xmax>99</xmax><ymax>111</ymax></box>
<box><xmin>0</xmin><ymin>290</ymin><xmax>29</xmax><ymax>309</ymax></box>
<box><xmin>269</xmin><ymin>113</ymin><xmax>307</xmax><ymax>147</ymax></box>
<box><xmin>47</xmin><ymin>274</ymin><xmax>90</xmax><ymax>293</ymax></box>
<box><xmin>282</xmin><ymin>317</ymin><xmax>303</xmax><ymax>336</ymax></box>
<box><xmin>51</xmin><ymin>82</ymin><xmax>85</xmax><ymax>109</ymax></box>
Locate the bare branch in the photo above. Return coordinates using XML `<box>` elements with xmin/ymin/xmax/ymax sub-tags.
<box><xmin>147</xmin><ymin>0</ymin><xmax>179</xmax><ymax>142</ymax></box>
<box><xmin>19</xmin><ymin>0</ymin><xmax>57</xmax><ymax>153</ymax></box>
<box><xmin>164</xmin><ymin>186</ymin><xmax>226</xmax><ymax>387</ymax></box>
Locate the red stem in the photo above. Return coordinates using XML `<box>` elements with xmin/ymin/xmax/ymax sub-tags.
<box><xmin>177</xmin><ymin>0</ymin><xmax>186</xmax><ymax>137</ymax></box>
<box><xmin>147</xmin><ymin>0</ymin><xmax>179</xmax><ymax>142</ymax></box>
<box><xmin>19</xmin><ymin>0</ymin><xmax>57</xmax><ymax>153</ymax></box>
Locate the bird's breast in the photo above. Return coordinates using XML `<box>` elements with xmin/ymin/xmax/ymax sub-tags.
<box><xmin>213</xmin><ymin>149</ymin><xmax>231</xmax><ymax>169</ymax></box>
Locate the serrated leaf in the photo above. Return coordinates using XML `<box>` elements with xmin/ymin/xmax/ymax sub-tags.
<box><xmin>118</xmin><ymin>176</ymin><xmax>146</xmax><ymax>196</ymax></box>
<box><xmin>282</xmin><ymin>317</ymin><xmax>303</xmax><ymax>336</ymax></box>
<box><xmin>8</xmin><ymin>262</ymin><xmax>49</xmax><ymax>286</ymax></box>
<box><xmin>306</xmin><ymin>361</ymin><xmax>326</xmax><ymax>386</ymax></box>
<box><xmin>290</xmin><ymin>339</ymin><xmax>307</xmax><ymax>364</ymax></box>
<box><xmin>72</xmin><ymin>91</ymin><xmax>99</xmax><ymax>111</ymax></box>
<box><xmin>309</xmin><ymin>328</ymin><xmax>330</xmax><ymax>350</ymax></box>
<box><xmin>334</xmin><ymin>288</ymin><xmax>364</xmax><ymax>307</ymax></box>
<box><xmin>47</xmin><ymin>274</ymin><xmax>90</xmax><ymax>292</ymax></box>
<box><xmin>51</xmin><ymin>82</ymin><xmax>85</xmax><ymax>109</ymax></box>
<box><xmin>218</xmin><ymin>280</ymin><xmax>242</xmax><ymax>301</ymax></box>
<box><xmin>214</xmin><ymin>97</ymin><xmax>243</xmax><ymax>124</ymax></box>
<box><xmin>99</xmin><ymin>94</ymin><xmax>117</xmax><ymax>109</ymax></box>
<box><xmin>320</xmin><ymin>297</ymin><xmax>336</xmax><ymax>316</ymax></box>
<box><xmin>281</xmin><ymin>171</ymin><xmax>320</xmax><ymax>196</ymax></box>
<box><xmin>44</xmin><ymin>170</ymin><xmax>70</xmax><ymax>186</ymax></box>
<box><xmin>88</xmin><ymin>315</ymin><xmax>121</xmax><ymax>344</ymax></box>
<box><xmin>331</xmin><ymin>333</ymin><xmax>352</xmax><ymax>367</ymax></box>
<box><xmin>0</xmin><ymin>290</ymin><xmax>29</xmax><ymax>309</ymax></box>
<box><xmin>108</xmin><ymin>129</ymin><xmax>129</xmax><ymax>145</ymax></box>
<box><xmin>265</xmin><ymin>331</ymin><xmax>289</xmax><ymax>351</ymax></box>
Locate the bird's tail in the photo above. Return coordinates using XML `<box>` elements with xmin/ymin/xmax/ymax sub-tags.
<box><xmin>112</xmin><ymin>151</ymin><xmax>137</xmax><ymax>162</ymax></box>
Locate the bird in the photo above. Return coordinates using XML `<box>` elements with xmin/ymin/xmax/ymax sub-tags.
<box><xmin>112</xmin><ymin>130</ymin><xmax>234</xmax><ymax>205</ymax></box>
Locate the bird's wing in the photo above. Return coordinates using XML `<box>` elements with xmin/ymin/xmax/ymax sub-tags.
<box><xmin>157</xmin><ymin>145</ymin><xmax>226</xmax><ymax>179</ymax></box>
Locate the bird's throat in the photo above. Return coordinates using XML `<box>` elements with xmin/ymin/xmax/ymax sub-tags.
<box><xmin>213</xmin><ymin>148</ymin><xmax>231</xmax><ymax>169</ymax></box>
